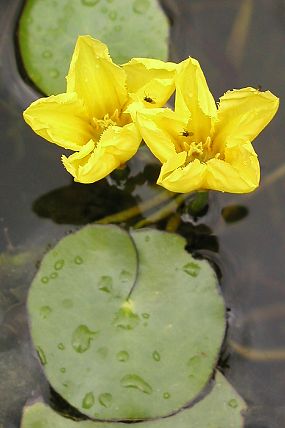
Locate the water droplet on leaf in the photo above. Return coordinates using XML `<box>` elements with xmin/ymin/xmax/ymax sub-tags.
<box><xmin>57</xmin><ymin>343</ymin><xmax>65</xmax><ymax>350</ymax></box>
<box><xmin>60</xmin><ymin>367</ymin><xmax>66</xmax><ymax>373</ymax></box>
<box><xmin>49</xmin><ymin>68</ymin><xmax>60</xmax><ymax>78</ymax></box>
<box><xmin>228</xmin><ymin>399</ymin><xmax>238</xmax><ymax>408</ymax></box>
<box><xmin>74</xmin><ymin>255</ymin><xmax>83</xmax><ymax>265</ymax></box>
<box><xmin>41</xmin><ymin>276</ymin><xmax>49</xmax><ymax>284</ymax></box>
<box><xmin>99</xmin><ymin>393</ymin><xmax>112</xmax><ymax>408</ymax></box>
<box><xmin>98</xmin><ymin>275</ymin><xmax>113</xmax><ymax>293</ymax></box>
<box><xmin>116</xmin><ymin>350</ymin><xmax>129</xmax><ymax>362</ymax></box>
<box><xmin>183</xmin><ymin>262</ymin><xmax>201</xmax><ymax>277</ymax></box>
<box><xmin>54</xmin><ymin>259</ymin><xmax>64</xmax><ymax>270</ymax></box>
<box><xmin>72</xmin><ymin>325</ymin><xmax>98</xmax><ymax>353</ymax></box>
<box><xmin>142</xmin><ymin>313</ymin><xmax>150</xmax><ymax>319</ymax></box>
<box><xmin>39</xmin><ymin>306</ymin><xmax>52</xmax><ymax>319</ymax></box>
<box><xmin>119</xmin><ymin>270</ymin><xmax>132</xmax><ymax>282</ymax></box>
<box><xmin>163</xmin><ymin>392</ymin><xmax>170</xmax><ymax>399</ymax></box>
<box><xmin>152</xmin><ymin>351</ymin><xmax>160</xmax><ymax>361</ymax></box>
<box><xmin>50</xmin><ymin>272</ymin><xmax>58</xmax><ymax>279</ymax></box>
<box><xmin>82</xmin><ymin>392</ymin><xmax>95</xmax><ymax>409</ymax></box>
<box><xmin>120</xmin><ymin>374</ymin><xmax>152</xmax><ymax>394</ymax></box>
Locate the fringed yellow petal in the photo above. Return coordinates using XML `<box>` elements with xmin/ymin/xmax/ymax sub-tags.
<box><xmin>175</xmin><ymin>58</ymin><xmax>217</xmax><ymax>141</ymax></box>
<box><xmin>123</xmin><ymin>58</ymin><xmax>176</xmax><ymax>108</ymax></box>
<box><xmin>66</xmin><ymin>35</ymin><xmax>128</xmax><ymax>119</ymax></box>
<box><xmin>99</xmin><ymin>122</ymin><xmax>142</xmax><ymax>164</ymax></box>
<box><xmin>23</xmin><ymin>92</ymin><xmax>92</xmax><ymax>151</ymax></box>
<box><xmin>62</xmin><ymin>123</ymin><xmax>141</xmax><ymax>183</ymax></box>
<box><xmin>61</xmin><ymin>139</ymin><xmax>96</xmax><ymax>180</ymax></box>
<box><xmin>158</xmin><ymin>157</ymin><xmax>207</xmax><ymax>193</ymax></box>
<box><xmin>136</xmin><ymin>108</ymin><xmax>185</xmax><ymax>163</ymax></box>
<box><xmin>214</xmin><ymin>88</ymin><xmax>279</xmax><ymax>151</ymax></box>
<box><xmin>205</xmin><ymin>142</ymin><xmax>260</xmax><ymax>193</ymax></box>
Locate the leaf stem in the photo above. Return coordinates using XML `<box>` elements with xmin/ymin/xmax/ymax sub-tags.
<box><xmin>96</xmin><ymin>190</ymin><xmax>174</xmax><ymax>225</ymax></box>
<box><xmin>134</xmin><ymin>194</ymin><xmax>188</xmax><ymax>228</ymax></box>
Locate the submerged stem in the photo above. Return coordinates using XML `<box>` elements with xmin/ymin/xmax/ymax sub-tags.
<box><xmin>96</xmin><ymin>190</ymin><xmax>174</xmax><ymax>225</ymax></box>
<box><xmin>134</xmin><ymin>194</ymin><xmax>188</xmax><ymax>228</ymax></box>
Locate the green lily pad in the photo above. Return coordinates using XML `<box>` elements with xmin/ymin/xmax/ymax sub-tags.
<box><xmin>28</xmin><ymin>226</ymin><xmax>225</xmax><ymax>420</ymax></box>
<box><xmin>21</xmin><ymin>372</ymin><xmax>246</xmax><ymax>428</ymax></box>
<box><xmin>18</xmin><ymin>0</ymin><xmax>169</xmax><ymax>95</ymax></box>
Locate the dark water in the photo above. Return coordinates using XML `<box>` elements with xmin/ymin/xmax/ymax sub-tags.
<box><xmin>1</xmin><ymin>0</ymin><xmax>285</xmax><ymax>427</ymax></box>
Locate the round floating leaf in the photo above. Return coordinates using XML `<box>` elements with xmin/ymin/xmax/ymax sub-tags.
<box><xmin>21</xmin><ymin>372</ymin><xmax>246</xmax><ymax>427</ymax></box>
<box><xmin>28</xmin><ymin>226</ymin><xmax>225</xmax><ymax>420</ymax></box>
<box><xmin>18</xmin><ymin>0</ymin><xmax>169</xmax><ymax>95</ymax></box>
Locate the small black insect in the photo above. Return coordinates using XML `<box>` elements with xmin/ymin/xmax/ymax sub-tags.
<box><xmin>182</xmin><ymin>130</ymin><xmax>190</xmax><ymax>137</ymax></box>
<box><xmin>144</xmin><ymin>96</ymin><xmax>155</xmax><ymax>104</ymax></box>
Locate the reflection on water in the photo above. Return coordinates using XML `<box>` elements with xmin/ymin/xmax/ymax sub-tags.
<box><xmin>1</xmin><ymin>0</ymin><xmax>285</xmax><ymax>426</ymax></box>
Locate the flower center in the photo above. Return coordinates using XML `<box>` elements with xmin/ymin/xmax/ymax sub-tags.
<box><xmin>91</xmin><ymin>112</ymin><xmax>118</xmax><ymax>141</ymax></box>
<box><xmin>176</xmin><ymin>131</ymin><xmax>223</xmax><ymax>164</ymax></box>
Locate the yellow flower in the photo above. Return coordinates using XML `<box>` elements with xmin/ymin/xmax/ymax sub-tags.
<box><xmin>23</xmin><ymin>36</ymin><xmax>176</xmax><ymax>183</ymax></box>
<box><xmin>136</xmin><ymin>58</ymin><xmax>279</xmax><ymax>193</ymax></box>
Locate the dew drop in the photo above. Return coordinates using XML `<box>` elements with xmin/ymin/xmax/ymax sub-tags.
<box><xmin>41</xmin><ymin>276</ymin><xmax>49</xmax><ymax>284</ymax></box>
<box><xmin>142</xmin><ymin>313</ymin><xmax>150</xmax><ymax>319</ymax></box>
<box><xmin>39</xmin><ymin>306</ymin><xmax>52</xmax><ymax>319</ymax></box>
<box><xmin>99</xmin><ymin>393</ymin><xmax>112</xmax><ymax>408</ymax></box>
<box><xmin>50</xmin><ymin>272</ymin><xmax>58</xmax><ymax>279</ymax></box>
<box><xmin>119</xmin><ymin>270</ymin><xmax>132</xmax><ymax>282</ymax></box>
<box><xmin>54</xmin><ymin>259</ymin><xmax>64</xmax><ymax>270</ymax></box>
<box><xmin>98</xmin><ymin>275</ymin><xmax>113</xmax><ymax>293</ymax></box>
<box><xmin>82</xmin><ymin>392</ymin><xmax>95</xmax><ymax>409</ymax></box>
<box><xmin>120</xmin><ymin>374</ymin><xmax>152</xmax><ymax>394</ymax></box>
<box><xmin>57</xmin><ymin>343</ymin><xmax>65</xmax><ymax>350</ymax></box>
<box><xmin>183</xmin><ymin>262</ymin><xmax>201</xmax><ymax>277</ymax></box>
<box><xmin>116</xmin><ymin>350</ymin><xmax>129</xmax><ymax>362</ymax></box>
<box><xmin>42</xmin><ymin>49</ymin><xmax>52</xmax><ymax>59</ymax></box>
<box><xmin>109</xmin><ymin>10</ymin><xmax>117</xmax><ymax>20</ymax></box>
<box><xmin>114</xmin><ymin>25</ymin><xmax>122</xmax><ymax>32</ymax></box>
<box><xmin>163</xmin><ymin>392</ymin><xmax>170</xmax><ymax>399</ymax></box>
<box><xmin>228</xmin><ymin>399</ymin><xmax>238</xmax><ymax>408</ymax></box>
<box><xmin>60</xmin><ymin>367</ymin><xmax>66</xmax><ymax>373</ymax></box>
<box><xmin>133</xmin><ymin>0</ymin><xmax>150</xmax><ymax>14</ymax></box>
<box><xmin>62</xmin><ymin>299</ymin><xmax>73</xmax><ymax>308</ymax></box>
<box><xmin>72</xmin><ymin>325</ymin><xmax>98</xmax><ymax>353</ymax></box>
<box><xmin>152</xmin><ymin>351</ymin><xmax>160</xmax><ymax>361</ymax></box>
<box><xmin>36</xmin><ymin>346</ymin><xmax>47</xmax><ymax>365</ymax></box>
<box><xmin>74</xmin><ymin>255</ymin><xmax>83</xmax><ymax>265</ymax></box>
<box><xmin>81</xmin><ymin>0</ymin><xmax>100</xmax><ymax>6</ymax></box>
<box><xmin>49</xmin><ymin>68</ymin><xmax>60</xmax><ymax>78</ymax></box>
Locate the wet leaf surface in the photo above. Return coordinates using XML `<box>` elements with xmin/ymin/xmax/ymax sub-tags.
<box><xmin>18</xmin><ymin>0</ymin><xmax>169</xmax><ymax>95</ymax></box>
<box><xmin>20</xmin><ymin>372</ymin><xmax>246</xmax><ymax>427</ymax></box>
<box><xmin>28</xmin><ymin>226</ymin><xmax>225</xmax><ymax>420</ymax></box>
